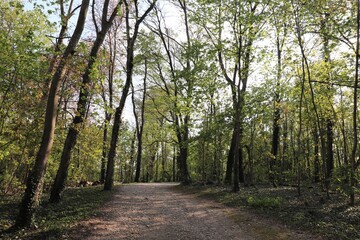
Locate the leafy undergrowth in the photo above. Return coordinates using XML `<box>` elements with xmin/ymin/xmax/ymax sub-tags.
<box><xmin>177</xmin><ymin>183</ymin><xmax>360</xmax><ymax>240</ymax></box>
<box><xmin>0</xmin><ymin>185</ymin><xmax>118</xmax><ymax>240</ymax></box>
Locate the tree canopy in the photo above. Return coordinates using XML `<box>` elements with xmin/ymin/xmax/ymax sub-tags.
<box><xmin>1</xmin><ymin>0</ymin><xmax>360</xmax><ymax>231</ymax></box>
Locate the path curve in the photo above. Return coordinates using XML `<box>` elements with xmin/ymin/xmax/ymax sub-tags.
<box><xmin>67</xmin><ymin>183</ymin><xmax>321</xmax><ymax>240</ymax></box>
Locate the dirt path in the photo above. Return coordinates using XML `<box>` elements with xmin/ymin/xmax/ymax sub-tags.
<box><xmin>67</xmin><ymin>183</ymin><xmax>322</xmax><ymax>240</ymax></box>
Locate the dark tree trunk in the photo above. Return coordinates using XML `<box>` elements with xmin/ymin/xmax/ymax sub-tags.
<box><xmin>269</xmin><ymin>3</ymin><xmax>287</xmax><ymax>188</ymax></box>
<box><xmin>270</xmin><ymin>106</ymin><xmax>280</xmax><ymax>185</ymax></box>
<box><xmin>232</xmin><ymin>111</ymin><xmax>241</xmax><ymax>192</ymax></box>
<box><xmin>99</xmin><ymin>15</ymin><xmax>118</xmax><ymax>183</ymax></box>
<box><xmin>104</xmin><ymin>106</ymin><xmax>123</xmax><ymax>190</ymax></box>
<box><xmin>161</xmin><ymin>142</ymin><xmax>166</xmax><ymax>181</ymax></box>
<box><xmin>224</xmin><ymin>130</ymin><xmax>236</xmax><ymax>185</ymax></box>
<box><xmin>134</xmin><ymin>138</ymin><xmax>142</xmax><ymax>182</ymax></box>
<box><xmin>49</xmin><ymin>1</ymin><xmax>121</xmax><ymax>203</ymax></box>
<box><xmin>350</xmin><ymin>0</ymin><xmax>360</xmax><ymax>206</ymax></box>
<box><xmin>313</xmin><ymin>129</ymin><xmax>321</xmax><ymax>183</ymax></box>
<box><xmin>239</xmin><ymin>145</ymin><xmax>245</xmax><ymax>183</ymax></box>
<box><xmin>174</xmin><ymin>117</ymin><xmax>191</xmax><ymax>185</ymax></box>
<box><xmin>178</xmin><ymin>143</ymin><xmax>190</xmax><ymax>184</ymax></box>
<box><xmin>134</xmin><ymin>59</ymin><xmax>147</xmax><ymax>182</ymax></box>
<box><xmin>100</xmin><ymin>113</ymin><xmax>111</xmax><ymax>183</ymax></box>
<box><xmin>14</xmin><ymin>0</ymin><xmax>90</xmax><ymax>228</ymax></box>
<box><xmin>172</xmin><ymin>146</ymin><xmax>177</xmax><ymax>182</ymax></box>
<box><xmin>104</xmin><ymin>1</ymin><xmax>156</xmax><ymax>190</ymax></box>
<box><xmin>340</xmin><ymin>111</ymin><xmax>349</xmax><ymax>184</ymax></box>
<box><xmin>49</xmin><ymin>126</ymin><xmax>79</xmax><ymax>203</ymax></box>
<box><xmin>320</xmin><ymin>11</ymin><xmax>335</xmax><ymax>183</ymax></box>
<box><xmin>326</xmin><ymin>119</ymin><xmax>334</xmax><ymax>178</ymax></box>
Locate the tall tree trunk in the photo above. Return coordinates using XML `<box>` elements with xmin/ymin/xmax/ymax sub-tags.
<box><xmin>100</xmin><ymin>21</ymin><xmax>118</xmax><ymax>183</ymax></box>
<box><xmin>172</xmin><ymin>146</ymin><xmax>177</xmax><ymax>182</ymax></box>
<box><xmin>340</xmin><ymin>98</ymin><xmax>349</xmax><ymax>184</ymax></box>
<box><xmin>104</xmin><ymin>1</ymin><xmax>156</xmax><ymax>190</ymax></box>
<box><xmin>350</xmin><ymin>0</ymin><xmax>360</xmax><ymax>206</ymax></box>
<box><xmin>270</xmin><ymin>22</ymin><xmax>285</xmax><ymax>187</ymax></box>
<box><xmin>313</xmin><ymin>128</ymin><xmax>321</xmax><ymax>183</ymax></box>
<box><xmin>280</xmin><ymin>113</ymin><xmax>289</xmax><ymax>183</ymax></box>
<box><xmin>224</xmin><ymin>130</ymin><xmax>236</xmax><ymax>185</ymax></box>
<box><xmin>49</xmin><ymin>1</ymin><xmax>121</xmax><ymax>203</ymax></box>
<box><xmin>100</xmin><ymin>113</ymin><xmax>111</xmax><ymax>183</ymax></box>
<box><xmin>239</xmin><ymin>144</ymin><xmax>245</xmax><ymax>183</ymax></box>
<box><xmin>14</xmin><ymin>0</ymin><xmax>90</xmax><ymax>228</ymax></box>
<box><xmin>175</xmin><ymin>119</ymin><xmax>191</xmax><ymax>184</ymax></box>
<box><xmin>320</xmin><ymin>11</ymin><xmax>335</xmax><ymax>183</ymax></box>
<box><xmin>294</xmin><ymin>3</ymin><xmax>326</xmax><ymax>195</ymax></box>
<box><xmin>134</xmin><ymin>59</ymin><xmax>147</xmax><ymax>182</ymax></box>
<box><xmin>326</xmin><ymin>119</ymin><xmax>334</xmax><ymax>178</ymax></box>
<box><xmin>232</xmin><ymin>105</ymin><xmax>241</xmax><ymax>192</ymax></box>
<box><xmin>161</xmin><ymin>141</ymin><xmax>167</xmax><ymax>181</ymax></box>
<box><xmin>178</xmin><ymin>0</ymin><xmax>192</xmax><ymax>185</ymax></box>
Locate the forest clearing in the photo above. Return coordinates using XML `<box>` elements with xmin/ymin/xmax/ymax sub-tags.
<box><xmin>1</xmin><ymin>0</ymin><xmax>360</xmax><ymax>239</ymax></box>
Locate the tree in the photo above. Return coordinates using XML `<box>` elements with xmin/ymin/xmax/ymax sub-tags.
<box><xmin>98</xmin><ymin>17</ymin><xmax>122</xmax><ymax>184</ymax></box>
<box><xmin>216</xmin><ymin>0</ymin><xmax>268</xmax><ymax>191</ymax></box>
<box><xmin>269</xmin><ymin>2</ymin><xmax>289</xmax><ymax>187</ymax></box>
<box><xmin>0</xmin><ymin>0</ymin><xmax>52</xmax><ymax>194</ymax></box>
<box><xmin>14</xmin><ymin>0</ymin><xmax>90</xmax><ymax>228</ymax></box>
<box><xmin>350</xmin><ymin>0</ymin><xmax>360</xmax><ymax>206</ymax></box>
<box><xmin>49</xmin><ymin>0</ymin><xmax>123</xmax><ymax>203</ymax></box>
<box><xmin>104</xmin><ymin>0</ymin><xmax>156</xmax><ymax>191</ymax></box>
<box><xmin>133</xmin><ymin>58</ymin><xmax>147</xmax><ymax>182</ymax></box>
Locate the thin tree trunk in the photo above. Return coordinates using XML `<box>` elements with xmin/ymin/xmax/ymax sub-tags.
<box><xmin>350</xmin><ymin>0</ymin><xmax>360</xmax><ymax>206</ymax></box>
<box><xmin>100</xmin><ymin>113</ymin><xmax>111</xmax><ymax>183</ymax></box>
<box><xmin>161</xmin><ymin>141</ymin><xmax>166</xmax><ymax>181</ymax></box>
<box><xmin>104</xmin><ymin>1</ymin><xmax>156</xmax><ymax>190</ymax></box>
<box><xmin>313</xmin><ymin>128</ymin><xmax>321</xmax><ymax>183</ymax></box>
<box><xmin>172</xmin><ymin>146</ymin><xmax>176</xmax><ymax>182</ymax></box>
<box><xmin>134</xmin><ymin>59</ymin><xmax>147</xmax><ymax>182</ymax></box>
<box><xmin>100</xmin><ymin>24</ymin><xmax>118</xmax><ymax>183</ymax></box>
<box><xmin>320</xmin><ymin>11</ymin><xmax>335</xmax><ymax>181</ymax></box>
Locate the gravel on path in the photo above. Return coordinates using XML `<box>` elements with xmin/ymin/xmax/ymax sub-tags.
<box><xmin>67</xmin><ymin>183</ymin><xmax>322</xmax><ymax>240</ymax></box>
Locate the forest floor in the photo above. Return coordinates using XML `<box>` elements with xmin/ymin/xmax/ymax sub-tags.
<box><xmin>66</xmin><ymin>183</ymin><xmax>322</xmax><ymax>240</ymax></box>
<box><xmin>179</xmin><ymin>183</ymin><xmax>360</xmax><ymax>240</ymax></box>
<box><xmin>1</xmin><ymin>182</ymin><xmax>358</xmax><ymax>239</ymax></box>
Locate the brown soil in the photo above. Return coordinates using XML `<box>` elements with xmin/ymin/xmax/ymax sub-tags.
<box><xmin>66</xmin><ymin>183</ymin><xmax>323</xmax><ymax>240</ymax></box>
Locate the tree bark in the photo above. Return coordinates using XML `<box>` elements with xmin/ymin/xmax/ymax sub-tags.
<box><xmin>134</xmin><ymin>59</ymin><xmax>147</xmax><ymax>182</ymax></box>
<box><xmin>14</xmin><ymin>0</ymin><xmax>90</xmax><ymax>228</ymax></box>
<box><xmin>350</xmin><ymin>0</ymin><xmax>360</xmax><ymax>206</ymax></box>
<box><xmin>224</xmin><ymin>130</ymin><xmax>236</xmax><ymax>185</ymax></box>
<box><xmin>313</xmin><ymin>128</ymin><xmax>321</xmax><ymax>183</ymax></box>
<box><xmin>49</xmin><ymin>1</ymin><xmax>121</xmax><ymax>203</ymax></box>
<box><xmin>100</xmin><ymin>113</ymin><xmax>111</xmax><ymax>183</ymax></box>
<box><xmin>270</xmin><ymin>33</ymin><xmax>282</xmax><ymax>186</ymax></box>
<box><xmin>172</xmin><ymin>146</ymin><xmax>177</xmax><ymax>182</ymax></box>
<box><xmin>104</xmin><ymin>0</ymin><xmax>156</xmax><ymax>190</ymax></box>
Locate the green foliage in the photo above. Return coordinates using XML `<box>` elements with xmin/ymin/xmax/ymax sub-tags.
<box><xmin>246</xmin><ymin>196</ymin><xmax>283</xmax><ymax>209</ymax></box>
<box><xmin>0</xmin><ymin>0</ymin><xmax>53</xmax><ymax>193</ymax></box>
<box><xmin>0</xmin><ymin>185</ymin><xmax>117</xmax><ymax>239</ymax></box>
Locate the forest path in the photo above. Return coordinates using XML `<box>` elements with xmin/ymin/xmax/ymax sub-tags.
<box><xmin>68</xmin><ymin>183</ymin><xmax>321</xmax><ymax>240</ymax></box>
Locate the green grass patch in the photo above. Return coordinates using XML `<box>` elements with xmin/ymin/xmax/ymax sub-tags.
<box><xmin>0</xmin><ymin>185</ymin><xmax>118</xmax><ymax>239</ymax></box>
<box><xmin>178</xmin><ymin>184</ymin><xmax>360</xmax><ymax>240</ymax></box>
<box><xmin>246</xmin><ymin>196</ymin><xmax>283</xmax><ymax>209</ymax></box>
